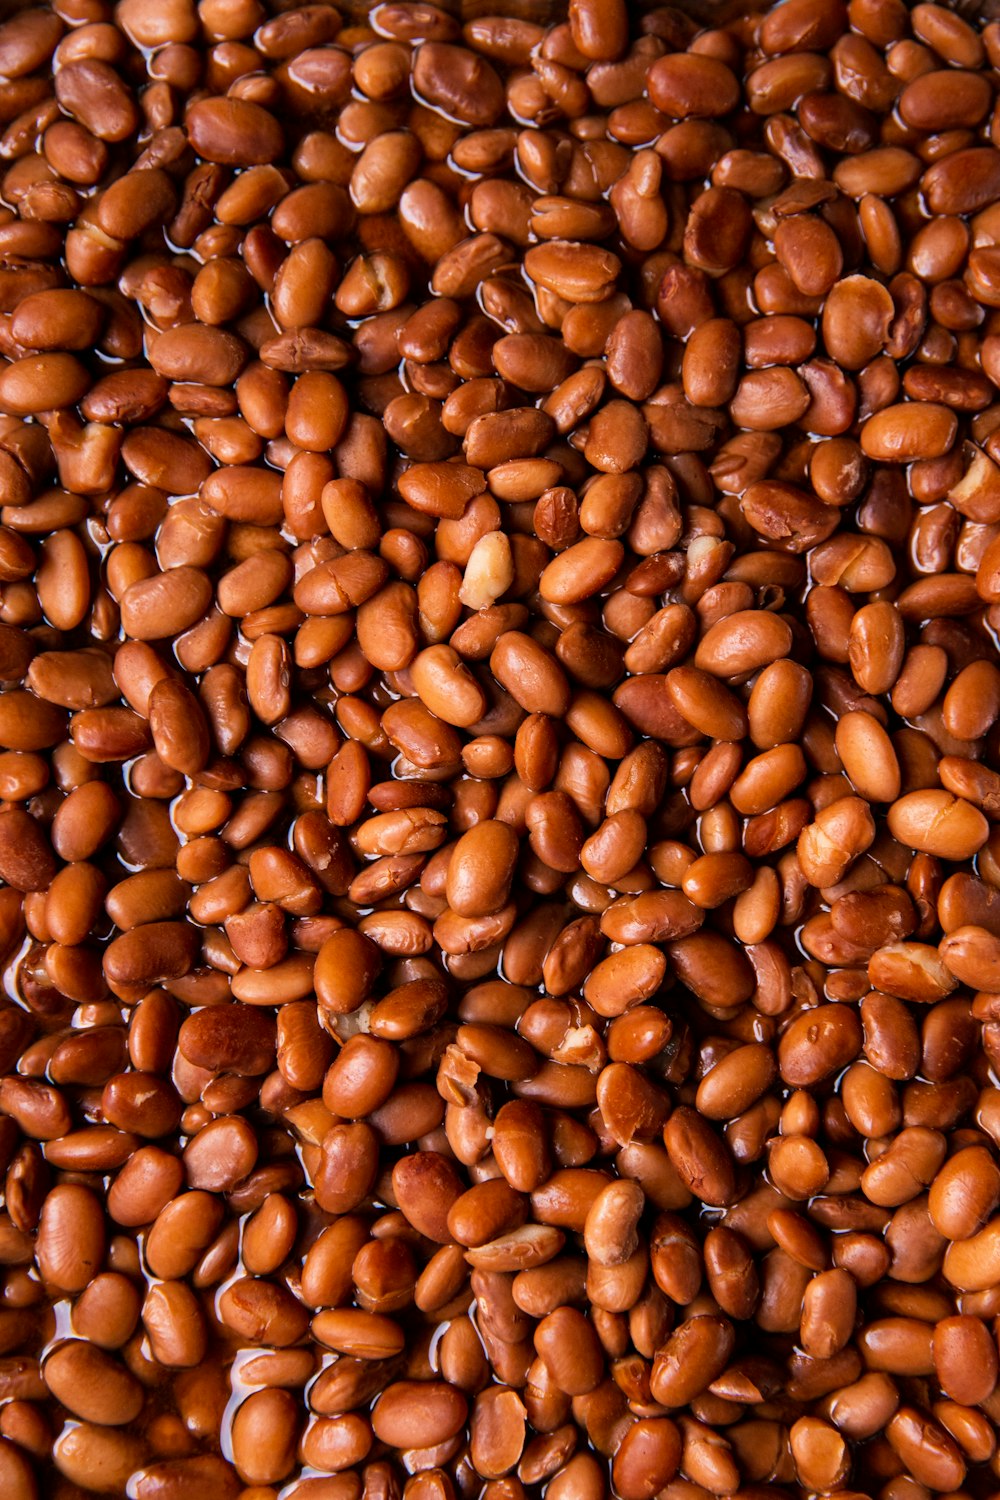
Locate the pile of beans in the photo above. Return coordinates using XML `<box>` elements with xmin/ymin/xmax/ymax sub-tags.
<box><xmin>7</xmin><ymin>0</ymin><xmax>1000</xmax><ymax>1495</ymax></box>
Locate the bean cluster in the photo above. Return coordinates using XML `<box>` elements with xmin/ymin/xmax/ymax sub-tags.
<box><xmin>1</xmin><ymin>0</ymin><xmax>1000</xmax><ymax>1496</ymax></box>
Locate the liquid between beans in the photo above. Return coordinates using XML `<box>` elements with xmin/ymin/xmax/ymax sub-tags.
<box><xmin>2</xmin><ymin>0</ymin><xmax>1000</xmax><ymax>1497</ymax></box>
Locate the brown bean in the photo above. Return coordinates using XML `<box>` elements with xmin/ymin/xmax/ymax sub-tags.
<box><xmin>444</xmin><ymin>819</ymin><xmax>520</xmax><ymax>917</ymax></box>
<box><xmin>0</xmin><ymin>808</ymin><xmax>57</xmax><ymax>891</ymax></box>
<box><xmin>695</xmin><ymin>610</ymin><xmax>793</xmax><ymax>678</ymax></box>
<box><xmin>835</xmin><ymin>711</ymin><xmax>900</xmax><ymax>802</ymax></box>
<box><xmin>54</xmin><ymin>1423</ymin><xmax>145</xmax><ymax>1494</ymax></box>
<box><xmin>933</xmin><ymin>1315</ymin><xmax>998</xmax><ymax>1405</ymax></box>
<box><xmin>539</xmin><ymin>538</ymin><xmax>624</xmax><ymax>605</ymax></box>
<box><xmin>534</xmin><ymin>1306</ymin><xmax>605</xmax><ymax>1395</ymax></box>
<box><xmin>779</xmin><ymin>1005</ymin><xmax>863</xmax><ymax>1086</ymax></box>
<box><xmin>44</xmin><ymin>1342</ymin><xmax>143</xmax><ymax>1425</ymax></box>
<box><xmin>142</xmin><ymin>1280</ymin><xmax>207</xmax><ymax>1368</ymax></box>
<box><xmin>35</xmin><ymin>1183</ymin><xmax>104</xmax><ymax>1293</ymax></box>
<box><xmin>186</xmin><ymin>96</ymin><xmax>283</xmax><ymax>164</ymax></box>
<box><xmin>613</xmin><ymin>1418</ymin><xmax>682</xmax><ymax>1499</ymax></box>
<box><xmin>928</xmin><ymin>1146</ymin><xmax>1000</xmax><ymax>1241</ymax></box>
<box><xmin>218</xmin><ymin>1275</ymin><xmax>310</xmax><ymax>1347</ymax></box>
<box><xmin>149</xmin><ymin>323</ymin><xmax>245</xmax><ymax>387</ymax></box>
<box><xmin>888</xmin><ymin>791</ymin><xmax>988</xmax><ymax>860</ymax></box>
<box><xmin>861</xmin><ymin>402</ymin><xmax>958</xmax><ymax>461</ymax></box>
<box><xmin>651</xmin><ymin>1316</ymin><xmax>735</xmax><ymax>1406</ymax></box>
<box><xmin>664</xmin><ymin>1109</ymin><xmax>736</xmax><ymax>1207</ymax></box>
<box><xmin>696</xmin><ymin>1044</ymin><xmax>777</xmax><ymax>1122</ymax></box>
<box><xmin>492</xmin><ymin>634</ymin><xmax>570</xmax><ymax>720</ymax></box>
<box><xmin>886</xmin><ymin>1407</ymin><xmax>966</xmax><ymax>1492</ymax></box>
<box><xmin>371</xmin><ymin>1381</ymin><xmax>468</xmax><ymax>1449</ymax></box>
<box><xmin>647</xmin><ymin>55</ymin><xmax>740</xmax><ymax>118</ymax></box>
<box><xmin>231</xmin><ymin>1388</ymin><xmax>301</xmax><ymax>1485</ymax></box>
<box><xmin>120</xmin><ymin>568</ymin><xmax>212</xmax><ymax>641</ymax></box>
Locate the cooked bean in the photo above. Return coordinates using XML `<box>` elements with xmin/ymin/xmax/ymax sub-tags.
<box><xmin>371</xmin><ymin>1381</ymin><xmax>467</xmax><ymax>1448</ymax></box>
<box><xmin>35</xmin><ymin>1183</ymin><xmax>104</xmax><ymax>1293</ymax></box>
<box><xmin>43</xmin><ymin>1342</ymin><xmax>143</xmax><ymax>1425</ymax></box>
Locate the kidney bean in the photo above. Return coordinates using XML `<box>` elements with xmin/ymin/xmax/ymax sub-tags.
<box><xmin>311</xmin><ymin>1307</ymin><xmax>405</xmax><ymax>1360</ymax></box>
<box><xmin>666</xmin><ymin>666</ymin><xmax>747</xmax><ymax>742</ymax></box>
<box><xmin>788</xmin><ymin>1414</ymin><xmax>850</xmax><ymax>1492</ymax></box>
<box><xmin>531</xmin><ymin>1305</ymin><xmax>603</xmax><ymax>1396</ymax></box>
<box><xmin>183</xmin><ymin>1114</ymin><xmax>257</xmax><ymax>1192</ymax></box>
<box><xmin>798</xmin><ymin>796</ymin><xmax>876</xmax><ymax>886</ymax></box>
<box><xmin>310</xmin><ymin>1121</ymin><xmax>377</xmax><ymax>1215</ymax></box>
<box><xmin>579</xmin><ymin>942</ymin><xmax>664</xmax><ymax>1022</ymax></box>
<box><xmin>131</xmin><ymin>1456</ymin><xmax>240</xmax><ymax>1500</ymax></box>
<box><xmin>611</xmin><ymin>1417</ymin><xmax>682</xmax><ymax>1499</ymax></box>
<box><xmin>700</xmin><ymin>1224</ymin><xmax>756</xmax><ymax>1322</ymax></box>
<box><xmin>931</xmin><ymin>1313</ymin><xmax>998</xmax><ymax>1407</ymax></box>
<box><xmin>862</xmin><ymin>401</ymin><xmax>958</xmax><ymax>461</ymax></box>
<box><xmin>311</xmin><ymin>928</ymin><xmax>381</xmax><ymax>1016</ymax></box>
<box><xmin>184</xmin><ymin>95</ymin><xmax>282</xmax><ymax>165</ymax></box>
<box><xmin>650</xmin><ymin>1315</ymin><xmax>735</xmax><ymax>1408</ymax></box>
<box><xmin>943</xmin><ymin>1214</ymin><xmax>1000</xmax><ymax>1291</ymax></box>
<box><xmin>835</xmin><ymin>710</ymin><xmax>900</xmax><ymax>803</ymax></box>
<box><xmin>120</xmin><ymin>567</ymin><xmax>213</xmax><ymax>641</ymax></box>
<box><xmin>104</xmin><ymin>1144</ymin><xmax>180</xmax><ymax>1227</ymax></box>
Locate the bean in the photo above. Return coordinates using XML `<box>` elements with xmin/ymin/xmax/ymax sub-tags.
<box><xmin>491</xmin><ymin>631</ymin><xmax>570</xmax><ymax>715</ymax></box>
<box><xmin>886</xmin><ymin>1406</ymin><xmax>967</xmax><ymax>1492</ymax></box>
<box><xmin>231</xmin><ymin>1388</ymin><xmax>301</xmax><ymax>1485</ymax></box>
<box><xmin>888</xmin><ymin>790</ymin><xmax>989</xmax><ymax>860</ymax></box>
<box><xmin>647</xmin><ymin>54</ymin><xmax>740</xmax><ymax>118</ymax></box>
<box><xmin>932</xmin><ymin>1314</ymin><xmax>998</xmax><ymax>1405</ymax></box>
<box><xmin>650</xmin><ymin>1316</ymin><xmax>735</xmax><ymax>1407</ymax></box>
<box><xmin>534</xmin><ymin>1306</ymin><xmax>604</xmax><ymax>1395</ymax></box>
<box><xmin>142</xmin><ymin>1280</ymin><xmax>207</xmax><ymax>1368</ymax></box>
<box><xmin>54</xmin><ymin>1423</ymin><xmax>145</xmax><ymax>1494</ymax></box>
<box><xmin>835</xmin><ymin>710</ymin><xmax>900</xmax><ymax>802</ymax></box>
<box><xmin>186</xmin><ymin>97</ymin><xmax>283</xmax><ymax>165</ymax></box>
<box><xmin>612</xmin><ymin>1418</ymin><xmax>682</xmax><ymax>1499</ymax></box>
<box><xmin>72</xmin><ymin>1272</ymin><xmax>141</xmax><ymax>1349</ymax></box>
<box><xmin>583</xmin><ymin>1179</ymin><xmax>644</xmax><ymax>1267</ymax></box>
<box><xmin>35</xmin><ymin>1183</ymin><xmax>104</xmax><ymax>1293</ymax></box>
<box><xmin>695</xmin><ymin>1044</ymin><xmax>776</xmax><ymax>1122</ymax></box>
<box><xmin>790</xmin><ymin>1416</ymin><xmax>850</xmax><ymax>1492</ymax></box>
<box><xmin>928</xmin><ymin>1146</ymin><xmax>1000</xmax><ymax>1240</ymax></box>
<box><xmin>44</xmin><ymin>1341</ymin><xmax>143</xmax><ymax>1425</ymax></box>
<box><xmin>663</xmin><ymin>1109</ymin><xmax>736</xmax><ymax>1207</ymax></box>
<box><xmin>371</xmin><ymin>1382</ymin><xmax>468</xmax><ymax>1449</ymax></box>
<box><xmin>695</xmin><ymin>610</ymin><xmax>793</xmax><ymax>678</ymax></box>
